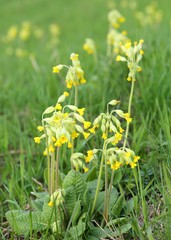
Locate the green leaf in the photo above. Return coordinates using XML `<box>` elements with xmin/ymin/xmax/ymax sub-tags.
<box><xmin>5</xmin><ymin>210</ymin><xmax>44</xmax><ymax>236</ymax></box>
<box><xmin>108</xmin><ymin>187</ymin><xmax>119</xmax><ymax>210</ymax></box>
<box><xmin>113</xmin><ymin>170</ymin><xmax>122</xmax><ymax>185</ymax></box>
<box><xmin>85</xmin><ymin>166</ymin><xmax>97</xmax><ymax>181</ymax></box>
<box><xmin>6</xmin><ymin>194</ymin><xmax>55</xmax><ymax>236</ymax></box>
<box><xmin>111</xmin><ymin>193</ymin><xmax>125</xmax><ymax>217</ymax></box>
<box><xmin>67</xmin><ymin>220</ymin><xmax>86</xmax><ymax>239</ymax></box>
<box><xmin>87</xmin><ymin>226</ymin><xmax>108</xmax><ymax>238</ymax></box>
<box><xmin>65</xmin><ymin>186</ymin><xmax>77</xmax><ymax>217</ymax></box>
<box><xmin>71</xmin><ymin>200</ymin><xmax>81</xmax><ymax>226</ymax></box>
<box><xmin>104</xmin><ymin>223</ymin><xmax>132</xmax><ymax>237</ymax></box>
<box><xmin>63</xmin><ymin>170</ymin><xmax>86</xmax><ymax>197</ymax></box>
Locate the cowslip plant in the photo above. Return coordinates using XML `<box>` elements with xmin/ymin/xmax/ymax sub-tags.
<box><xmin>5</xmin><ymin>9</ymin><xmax>144</xmax><ymax>239</ymax></box>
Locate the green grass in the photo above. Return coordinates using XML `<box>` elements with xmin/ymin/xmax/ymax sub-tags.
<box><xmin>1</xmin><ymin>0</ymin><xmax>171</xmax><ymax>238</ymax></box>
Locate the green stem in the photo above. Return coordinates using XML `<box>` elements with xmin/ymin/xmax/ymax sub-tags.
<box><xmin>51</xmin><ymin>152</ymin><xmax>55</xmax><ymax>193</ymax></box>
<box><xmin>108</xmin><ymin>170</ymin><xmax>114</xmax><ymax>207</ymax></box>
<box><xmin>91</xmin><ymin>143</ymin><xmax>106</xmax><ymax>216</ymax></box>
<box><xmin>56</xmin><ymin>147</ymin><xmax>60</xmax><ymax>190</ymax></box>
<box><xmin>123</xmin><ymin>78</ymin><xmax>135</xmax><ymax>149</ymax></box>
<box><xmin>47</xmin><ymin>153</ymin><xmax>51</xmax><ymax>194</ymax></box>
<box><xmin>70</xmin><ymin>139</ymin><xmax>74</xmax><ymax>169</ymax></box>
<box><xmin>103</xmin><ymin>155</ymin><xmax>109</xmax><ymax>222</ymax></box>
<box><xmin>74</xmin><ymin>85</ymin><xmax>78</xmax><ymax>107</ymax></box>
<box><xmin>43</xmin><ymin>120</ymin><xmax>51</xmax><ymax>194</ymax></box>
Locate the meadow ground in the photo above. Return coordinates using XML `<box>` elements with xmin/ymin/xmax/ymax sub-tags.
<box><xmin>0</xmin><ymin>0</ymin><xmax>171</xmax><ymax>239</ymax></box>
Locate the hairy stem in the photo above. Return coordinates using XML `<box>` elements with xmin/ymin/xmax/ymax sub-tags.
<box><xmin>123</xmin><ymin>78</ymin><xmax>135</xmax><ymax>149</ymax></box>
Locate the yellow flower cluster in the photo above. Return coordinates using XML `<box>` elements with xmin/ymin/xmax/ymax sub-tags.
<box><xmin>3</xmin><ymin>21</ymin><xmax>60</xmax><ymax>59</ymax></box>
<box><xmin>106</xmin><ymin>147</ymin><xmax>140</xmax><ymax>171</ymax></box>
<box><xmin>107</xmin><ymin>10</ymin><xmax>127</xmax><ymax>57</ymax></box>
<box><xmin>116</xmin><ymin>39</ymin><xmax>144</xmax><ymax>81</ymax></box>
<box><xmin>70</xmin><ymin>153</ymin><xmax>89</xmax><ymax>173</ymax></box>
<box><xmin>48</xmin><ymin>189</ymin><xmax>65</xmax><ymax>207</ymax></box>
<box><xmin>108</xmin><ymin>10</ymin><xmax>125</xmax><ymax>29</ymax></box>
<box><xmin>135</xmin><ymin>2</ymin><xmax>163</xmax><ymax>27</ymax></box>
<box><xmin>107</xmin><ymin>29</ymin><xmax>128</xmax><ymax>54</ymax></box>
<box><xmin>83</xmin><ymin>38</ymin><xmax>96</xmax><ymax>54</ymax></box>
<box><xmin>53</xmin><ymin>53</ymin><xmax>86</xmax><ymax>88</ymax></box>
<box><xmin>34</xmin><ymin>92</ymin><xmax>91</xmax><ymax>154</ymax></box>
<box><xmin>89</xmin><ymin>100</ymin><xmax>131</xmax><ymax>144</ymax></box>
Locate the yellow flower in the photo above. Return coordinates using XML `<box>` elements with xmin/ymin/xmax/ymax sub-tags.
<box><xmin>77</xmin><ymin>108</ymin><xmax>85</xmax><ymax>116</ymax></box>
<box><xmin>6</xmin><ymin>26</ymin><xmax>18</xmax><ymax>41</ymax></box>
<box><xmin>130</xmin><ymin>162</ymin><xmax>137</xmax><ymax>168</ymax></box>
<box><xmin>55</xmin><ymin>103</ymin><xmax>62</xmax><ymax>110</ymax></box>
<box><xmin>83</xmin><ymin>132</ymin><xmax>90</xmax><ymax>139</ymax></box>
<box><xmin>37</xmin><ymin>126</ymin><xmax>44</xmax><ymax>132</ymax></box>
<box><xmin>102</xmin><ymin>133</ymin><xmax>107</xmax><ymax>140</ymax></box>
<box><xmin>63</xmin><ymin>91</ymin><xmax>69</xmax><ymax>97</ymax></box>
<box><xmin>116</xmin><ymin>55</ymin><xmax>121</xmax><ymax>61</ymax></box>
<box><xmin>111</xmin><ymin>161</ymin><xmax>121</xmax><ymax>170</ymax></box>
<box><xmin>124</xmin><ymin>113</ymin><xmax>132</xmax><ymax>122</ymax></box>
<box><xmin>119</xmin><ymin>127</ymin><xmax>124</xmax><ymax>133</ymax></box>
<box><xmin>34</xmin><ymin>137</ymin><xmax>41</xmax><ymax>144</ymax></box>
<box><xmin>52</xmin><ymin>136</ymin><xmax>56</xmax><ymax>142</ymax></box>
<box><xmin>137</xmin><ymin>66</ymin><xmax>142</xmax><ymax>72</ymax></box>
<box><xmin>43</xmin><ymin>149</ymin><xmax>47</xmax><ymax>156</ymax></box>
<box><xmin>49</xmin><ymin>145</ymin><xmax>55</xmax><ymax>152</ymax></box>
<box><xmin>89</xmin><ymin>125</ymin><xmax>98</xmax><ymax>133</ymax></box>
<box><xmin>48</xmin><ymin>201</ymin><xmax>54</xmax><ymax>207</ymax></box>
<box><xmin>127</xmin><ymin>77</ymin><xmax>132</xmax><ymax>81</ymax></box>
<box><xmin>84</xmin><ymin>167</ymin><xmax>89</xmax><ymax>173</ymax></box>
<box><xmin>68</xmin><ymin>142</ymin><xmax>72</xmax><ymax>148</ymax></box>
<box><xmin>85</xmin><ymin>150</ymin><xmax>94</xmax><ymax>162</ymax></box>
<box><xmin>133</xmin><ymin>156</ymin><xmax>140</xmax><ymax>162</ymax></box>
<box><xmin>59</xmin><ymin>135</ymin><xmax>68</xmax><ymax>144</ymax></box>
<box><xmin>54</xmin><ymin>141</ymin><xmax>62</xmax><ymax>147</ymax></box>
<box><xmin>118</xmin><ymin>17</ymin><xmax>125</xmax><ymax>23</ymax></box>
<box><xmin>83</xmin><ymin>38</ymin><xmax>96</xmax><ymax>55</ymax></box>
<box><xmin>80</xmin><ymin>78</ymin><xmax>86</xmax><ymax>84</ymax></box>
<box><xmin>70</xmin><ymin>53</ymin><xmax>79</xmax><ymax>61</ymax></box>
<box><xmin>53</xmin><ymin>65</ymin><xmax>63</xmax><ymax>73</ymax></box>
<box><xmin>66</xmin><ymin>81</ymin><xmax>73</xmax><ymax>89</ymax></box>
<box><xmin>112</xmin><ymin>132</ymin><xmax>122</xmax><ymax>144</ymax></box>
<box><xmin>125</xmin><ymin>42</ymin><xmax>131</xmax><ymax>49</ymax></box>
<box><xmin>83</xmin><ymin>121</ymin><xmax>91</xmax><ymax>129</ymax></box>
<box><xmin>71</xmin><ymin>131</ymin><xmax>79</xmax><ymax>139</ymax></box>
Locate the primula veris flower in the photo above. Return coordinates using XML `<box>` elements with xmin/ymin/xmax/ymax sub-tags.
<box><xmin>85</xmin><ymin>150</ymin><xmax>94</xmax><ymax>163</ymax></box>
<box><xmin>116</xmin><ymin>39</ymin><xmax>144</xmax><ymax>81</ymax></box>
<box><xmin>84</xmin><ymin>167</ymin><xmax>89</xmax><ymax>173</ymax></box>
<box><xmin>36</xmin><ymin>96</ymin><xmax>91</xmax><ymax>154</ymax></box>
<box><xmin>53</xmin><ymin>65</ymin><xmax>63</xmax><ymax>73</ymax></box>
<box><xmin>107</xmin><ymin>29</ymin><xmax>128</xmax><ymax>55</ymax></box>
<box><xmin>83</xmin><ymin>132</ymin><xmax>90</xmax><ymax>139</ymax></box>
<box><xmin>37</xmin><ymin>126</ymin><xmax>44</xmax><ymax>132</ymax></box>
<box><xmin>77</xmin><ymin>108</ymin><xmax>85</xmax><ymax>116</ymax></box>
<box><xmin>111</xmin><ymin>161</ymin><xmax>121</xmax><ymax>170</ymax></box>
<box><xmin>63</xmin><ymin>91</ymin><xmax>69</xmax><ymax>97</ymax></box>
<box><xmin>130</xmin><ymin>162</ymin><xmax>137</xmax><ymax>168</ymax></box>
<box><xmin>49</xmin><ymin>23</ymin><xmax>60</xmax><ymax>36</ymax></box>
<box><xmin>83</xmin><ymin>121</ymin><xmax>91</xmax><ymax>129</ymax></box>
<box><xmin>106</xmin><ymin>147</ymin><xmax>140</xmax><ymax>171</ymax></box>
<box><xmin>135</xmin><ymin>2</ymin><xmax>163</xmax><ymax>27</ymax></box>
<box><xmin>6</xmin><ymin>26</ymin><xmax>18</xmax><ymax>41</ymax></box>
<box><xmin>70</xmin><ymin>53</ymin><xmax>79</xmax><ymax>61</ymax></box>
<box><xmin>108</xmin><ymin>10</ymin><xmax>125</xmax><ymax>29</ymax></box>
<box><xmin>83</xmin><ymin>38</ymin><xmax>96</xmax><ymax>54</ymax></box>
<box><xmin>34</xmin><ymin>137</ymin><xmax>41</xmax><ymax>144</ymax></box>
<box><xmin>55</xmin><ymin>103</ymin><xmax>62</xmax><ymax>110</ymax></box>
<box><xmin>48</xmin><ymin>189</ymin><xmax>65</xmax><ymax>207</ymax></box>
